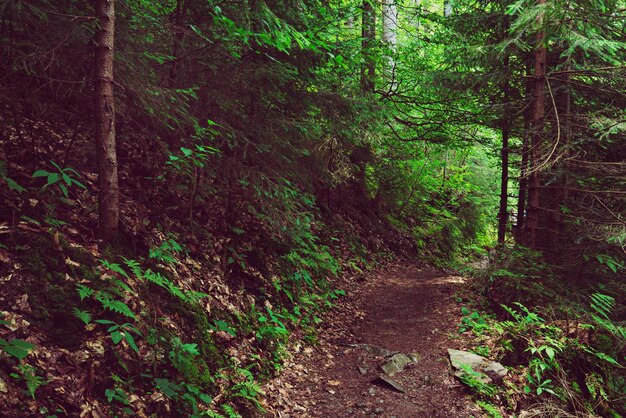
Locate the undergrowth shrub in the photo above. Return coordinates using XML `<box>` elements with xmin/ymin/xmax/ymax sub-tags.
<box><xmin>461</xmin><ymin>245</ymin><xmax>626</xmax><ymax>417</ymax></box>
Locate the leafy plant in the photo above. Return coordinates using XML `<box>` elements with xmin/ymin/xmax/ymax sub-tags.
<box><xmin>169</xmin><ymin>337</ymin><xmax>200</xmax><ymax>373</ymax></box>
<box><xmin>459</xmin><ymin>306</ymin><xmax>490</xmax><ymax>334</ymax></box>
<box><xmin>0</xmin><ymin>338</ymin><xmax>35</xmax><ymax>360</ymax></box>
<box><xmin>95</xmin><ymin>319</ymin><xmax>141</xmax><ymax>353</ymax></box>
<box><xmin>229</xmin><ymin>367</ymin><xmax>264</xmax><ymax>410</ymax></box>
<box><xmin>76</xmin><ymin>283</ymin><xmax>137</xmax><ymax>320</ymax></box>
<box><xmin>211</xmin><ymin>320</ymin><xmax>237</xmax><ymax>337</ymax></box>
<box><xmin>0</xmin><ymin>159</ymin><xmax>25</xmax><ymax>193</ymax></box>
<box><xmin>11</xmin><ymin>364</ymin><xmax>46</xmax><ymax>399</ymax></box>
<box><xmin>149</xmin><ymin>238</ymin><xmax>184</xmax><ymax>264</ymax></box>
<box><xmin>32</xmin><ymin>161</ymin><xmax>86</xmax><ymax>197</ymax></box>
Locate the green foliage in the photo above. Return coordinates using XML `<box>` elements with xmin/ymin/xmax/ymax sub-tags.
<box><xmin>154</xmin><ymin>377</ymin><xmax>213</xmax><ymax>416</ymax></box>
<box><xmin>475</xmin><ymin>400</ymin><xmax>504</xmax><ymax>418</ymax></box>
<box><xmin>77</xmin><ymin>283</ymin><xmax>137</xmax><ymax>320</ymax></box>
<box><xmin>229</xmin><ymin>367</ymin><xmax>264</xmax><ymax>411</ymax></box>
<box><xmin>0</xmin><ymin>338</ymin><xmax>36</xmax><ymax>361</ymax></box>
<box><xmin>11</xmin><ymin>364</ymin><xmax>46</xmax><ymax>399</ymax></box>
<box><xmin>0</xmin><ymin>160</ymin><xmax>25</xmax><ymax>193</ymax></box>
<box><xmin>459</xmin><ymin>306</ymin><xmax>490</xmax><ymax>334</ymax></box>
<box><xmin>457</xmin><ymin>363</ymin><xmax>498</xmax><ymax>398</ymax></box>
<box><xmin>32</xmin><ymin>161</ymin><xmax>86</xmax><ymax>198</ymax></box>
<box><xmin>149</xmin><ymin>238</ymin><xmax>184</xmax><ymax>264</ymax></box>
<box><xmin>94</xmin><ymin>320</ymin><xmax>141</xmax><ymax>353</ymax></box>
<box><xmin>72</xmin><ymin>308</ymin><xmax>92</xmax><ymax>325</ymax></box>
<box><xmin>169</xmin><ymin>337</ymin><xmax>200</xmax><ymax>373</ymax></box>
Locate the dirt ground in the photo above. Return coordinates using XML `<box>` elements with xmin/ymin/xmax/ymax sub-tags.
<box><xmin>264</xmin><ymin>263</ymin><xmax>484</xmax><ymax>418</ymax></box>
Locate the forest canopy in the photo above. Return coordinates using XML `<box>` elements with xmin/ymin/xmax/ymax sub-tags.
<box><xmin>0</xmin><ymin>0</ymin><xmax>624</xmax><ymax>416</ymax></box>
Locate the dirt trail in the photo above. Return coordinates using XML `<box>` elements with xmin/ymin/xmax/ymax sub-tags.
<box><xmin>267</xmin><ymin>264</ymin><xmax>482</xmax><ymax>417</ymax></box>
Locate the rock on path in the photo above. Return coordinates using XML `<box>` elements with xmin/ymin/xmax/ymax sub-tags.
<box><xmin>264</xmin><ymin>264</ymin><xmax>483</xmax><ymax>417</ymax></box>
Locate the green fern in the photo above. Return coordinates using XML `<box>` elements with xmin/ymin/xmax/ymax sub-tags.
<box><xmin>72</xmin><ymin>308</ymin><xmax>92</xmax><ymax>324</ymax></box>
<box><xmin>221</xmin><ymin>405</ymin><xmax>241</xmax><ymax>418</ymax></box>
<box><xmin>123</xmin><ymin>258</ymin><xmax>143</xmax><ymax>278</ymax></box>
<box><xmin>95</xmin><ymin>292</ymin><xmax>136</xmax><ymax>319</ymax></box>
<box><xmin>590</xmin><ymin>293</ymin><xmax>615</xmax><ymax>320</ymax></box>
<box><xmin>99</xmin><ymin>259</ymin><xmax>129</xmax><ymax>278</ymax></box>
<box><xmin>11</xmin><ymin>364</ymin><xmax>46</xmax><ymax>399</ymax></box>
<box><xmin>77</xmin><ymin>284</ymin><xmax>95</xmax><ymax>301</ymax></box>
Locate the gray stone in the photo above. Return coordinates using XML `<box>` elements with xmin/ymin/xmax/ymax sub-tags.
<box><xmin>447</xmin><ymin>348</ymin><xmax>507</xmax><ymax>385</ymax></box>
<box><xmin>373</xmin><ymin>375</ymin><xmax>407</xmax><ymax>393</ymax></box>
<box><xmin>359</xmin><ymin>365</ymin><xmax>369</xmax><ymax>375</ymax></box>
<box><xmin>381</xmin><ymin>353</ymin><xmax>413</xmax><ymax>376</ymax></box>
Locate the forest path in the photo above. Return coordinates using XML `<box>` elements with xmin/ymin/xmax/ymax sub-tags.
<box><xmin>266</xmin><ymin>264</ymin><xmax>482</xmax><ymax>417</ymax></box>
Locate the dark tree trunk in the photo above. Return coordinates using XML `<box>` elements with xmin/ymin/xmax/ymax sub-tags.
<box><xmin>524</xmin><ymin>0</ymin><xmax>547</xmax><ymax>249</ymax></box>
<box><xmin>168</xmin><ymin>0</ymin><xmax>187</xmax><ymax>86</ymax></box>
<box><xmin>95</xmin><ymin>0</ymin><xmax>119</xmax><ymax>242</ymax></box>
<box><xmin>497</xmin><ymin>55</ymin><xmax>511</xmax><ymax>245</ymax></box>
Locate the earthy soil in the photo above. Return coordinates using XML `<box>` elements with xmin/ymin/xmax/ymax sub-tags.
<box><xmin>265</xmin><ymin>263</ymin><xmax>483</xmax><ymax>418</ymax></box>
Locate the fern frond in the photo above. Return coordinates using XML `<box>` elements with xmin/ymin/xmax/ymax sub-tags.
<box><xmin>72</xmin><ymin>308</ymin><xmax>92</xmax><ymax>324</ymax></box>
<box><xmin>591</xmin><ymin>293</ymin><xmax>615</xmax><ymax>320</ymax></box>
<box><xmin>99</xmin><ymin>259</ymin><xmax>129</xmax><ymax>278</ymax></box>
<box><xmin>123</xmin><ymin>258</ymin><xmax>143</xmax><ymax>278</ymax></box>
<box><xmin>95</xmin><ymin>292</ymin><xmax>136</xmax><ymax>319</ymax></box>
<box><xmin>76</xmin><ymin>284</ymin><xmax>95</xmax><ymax>301</ymax></box>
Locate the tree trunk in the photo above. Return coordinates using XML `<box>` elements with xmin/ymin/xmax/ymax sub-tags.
<box><xmin>515</xmin><ymin>123</ymin><xmax>529</xmax><ymax>242</ymax></box>
<box><xmin>168</xmin><ymin>0</ymin><xmax>187</xmax><ymax>86</ymax></box>
<box><xmin>444</xmin><ymin>0</ymin><xmax>453</xmax><ymax>17</ymax></box>
<box><xmin>95</xmin><ymin>0</ymin><xmax>119</xmax><ymax>242</ymax></box>
<box><xmin>524</xmin><ymin>0</ymin><xmax>547</xmax><ymax>249</ymax></box>
<box><xmin>382</xmin><ymin>0</ymin><xmax>398</xmax><ymax>89</ymax></box>
<box><xmin>497</xmin><ymin>114</ymin><xmax>510</xmax><ymax>244</ymax></box>
<box><xmin>360</xmin><ymin>0</ymin><xmax>376</xmax><ymax>93</ymax></box>
<box><xmin>382</xmin><ymin>0</ymin><xmax>397</xmax><ymax>51</ymax></box>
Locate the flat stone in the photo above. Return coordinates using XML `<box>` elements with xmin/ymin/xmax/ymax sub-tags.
<box><xmin>381</xmin><ymin>353</ymin><xmax>413</xmax><ymax>376</ymax></box>
<box><xmin>373</xmin><ymin>375</ymin><xmax>406</xmax><ymax>393</ymax></box>
<box><xmin>447</xmin><ymin>348</ymin><xmax>507</xmax><ymax>385</ymax></box>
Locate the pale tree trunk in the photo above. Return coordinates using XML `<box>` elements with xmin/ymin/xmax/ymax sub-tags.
<box><xmin>515</xmin><ymin>58</ymin><xmax>533</xmax><ymax>243</ymax></box>
<box><xmin>361</xmin><ymin>0</ymin><xmax>376</xmax><ymax>93</ymax></box>
<box><xmin>95</xmin><ymin>0</ymin><xmax>119</xmax><ymax>242</ymax></box>
<box><xmin>382</xmin><ymin>0</ymin><xmax>397</xmax><ymax>50</ymax></box>
<box><xmin>525</xmin><ymin>0</ymin><xmax>547</xmax><ymax>249</ymax></box>
<box><xmin>516</xmin><ymin>121</ymin><xmax>529</xmax><ymax>242</ymax></box>
<box><xmin>444</xmin><ymin>0</ymin><xmax>453</xmax><ymax>17</ymax></box>
<box><xmin>382</xmin><ymin>0</ymin><xmax>398</xmax><ymax>88</ymax></box>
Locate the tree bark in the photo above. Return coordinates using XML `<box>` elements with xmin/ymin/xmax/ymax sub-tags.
<box><xmin>360</xmin><ymin>0</ymin><xmax>376</xmax><ymax>93</ymax></box>
<box><xmin>382</xmin><ymin>0</ymin><xmax>397</xmax><ymax>51</ymax></box>
<box><xmin>516</xmin><ymin>123</ymin><xmax>529</xmax><ymax>242</ymax></box>
<box><xmin>444</xmin><ymin>0</ymin><xmax>453</xmax><ymax>17</ymax></box>
<box><xmin>95</xmin><ymin>0</ymin><xmax>119</xmax><ymax>242</ymax></box>
<box><xmin>382</xmin><ymin>0</ymin><xmax>398</xmax><ymax>89</ymax></box>
<box><xmin>524</xmin><ymin>0</ymin><xmax>547</xmax><ymax>249</ymax></box>
<box><xmin>168</xmin><ymin>0</ymin><xmax>187</xmax><ymax>86</ymax></box>
<box><xmin>497</xmin><ymin>112</ymin><xmax>510</xmax><ymax>244</ymax></box>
